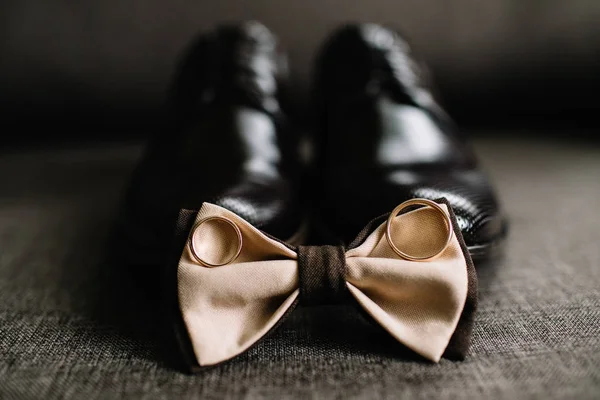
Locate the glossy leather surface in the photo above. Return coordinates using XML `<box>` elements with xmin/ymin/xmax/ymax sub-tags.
<box><xmin>313</xmin><ymin>24</ymin><xmax>506</xmax><ymax>258</ymax></box>
<box><xmin>117</xmin><ymin>22</ymin><xmax>303</xmax><ymax>273</ymax></box>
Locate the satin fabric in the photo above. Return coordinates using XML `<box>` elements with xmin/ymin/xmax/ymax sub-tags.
<box><xmin>178</xmin><ymin>202</ymin><xmax>468</xmax><ymax>366</ymax></box>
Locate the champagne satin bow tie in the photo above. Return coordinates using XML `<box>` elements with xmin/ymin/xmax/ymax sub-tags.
<box><xmin>175</xmin><ymin>198</ymin><xmax>477</xmax><ymax>368</ymax></box>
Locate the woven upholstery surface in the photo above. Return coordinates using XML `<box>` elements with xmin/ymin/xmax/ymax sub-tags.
<box><xmin>0</xmin><ymin>136</ymin><xmax>599</xmax><ymax>399</ymax></box>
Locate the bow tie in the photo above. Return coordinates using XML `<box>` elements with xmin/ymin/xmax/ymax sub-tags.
<box><xmin>174</xmin><ymin>198</ymin><xmax>477</xmax><ymax>368</ymax></box>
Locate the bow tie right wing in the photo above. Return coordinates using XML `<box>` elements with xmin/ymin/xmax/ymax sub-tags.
<box><xmin>177</xmin><ymin>203</ymin><xmax>299</xmax><ymax>368</ymax></box>
<box><xmin>345</xmin><ymin>203</ymin><xmax>473</xmax><ymax>362</ymax></box>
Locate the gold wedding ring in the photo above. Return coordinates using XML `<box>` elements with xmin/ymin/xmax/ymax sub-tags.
<box><xmin>385</xmin><ymin>198</ymin><xmax>453</xmax><ymax>261</ymax></box>
<box><xmin>189</xmin><ymin>216</ymin><xmax>243</xmax><ymax>267</ymax></box>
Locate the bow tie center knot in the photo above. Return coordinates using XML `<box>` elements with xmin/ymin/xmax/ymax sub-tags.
<box><xmin>297</xmin><ymin>245</ymin><xmax>347</xmax><ymax>306</ymax></box>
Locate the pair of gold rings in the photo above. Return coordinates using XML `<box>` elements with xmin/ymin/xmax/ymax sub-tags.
<box><xmin>189</xmin><ymin>198</ymin><xmax>453</xmax><ymax>266</ymax></box>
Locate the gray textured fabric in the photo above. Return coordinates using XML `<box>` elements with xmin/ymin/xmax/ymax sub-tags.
<box><xmin>1</xmin><ymin>136</ymin><xmax>599</xmax><ymax>399</ymax></box>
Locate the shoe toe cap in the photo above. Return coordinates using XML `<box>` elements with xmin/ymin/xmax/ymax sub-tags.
<box><xmin>411</xmin><ymin>170</ymin><xmax>507</xmax><ymax>250</ymax></box>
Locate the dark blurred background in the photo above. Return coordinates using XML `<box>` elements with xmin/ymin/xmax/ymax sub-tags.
<box><xmin>2</xmin><ymin>0</ymin><xmax>600</xmax><ymax>139</ymax></box>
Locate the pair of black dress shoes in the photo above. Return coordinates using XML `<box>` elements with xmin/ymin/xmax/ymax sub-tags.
<box><xmin>117</xmin><ymin>21</ymin><xmax>506</xmax><ymax>288</ymax></box>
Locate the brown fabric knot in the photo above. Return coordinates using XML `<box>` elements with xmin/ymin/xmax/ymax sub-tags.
<box><xmin>297</xmin><ymin>245</ymin><xmax>347</xmax><ymax>306</ymax></box>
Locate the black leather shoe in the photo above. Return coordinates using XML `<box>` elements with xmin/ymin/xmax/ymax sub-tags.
<box><xmin>115</xmin><ymin>22</ymin><xmax>305</xmax><ymax>290</ymax></box>
<box><xmin>312</xmin><ymin>24</ymin><xmax>507</xmax><ymax>262</ymax></box>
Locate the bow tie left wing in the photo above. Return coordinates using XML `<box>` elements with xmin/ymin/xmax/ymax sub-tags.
<box><xmin>177</xmin><ymin>203</ymin><xmax>299</xmax><ymax>368</ymax></box>
<box><xmin>345</xmin><ymin>203</ymin><xmax>472</xmax><ymax>362</ymax></box>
